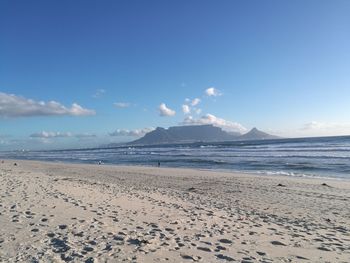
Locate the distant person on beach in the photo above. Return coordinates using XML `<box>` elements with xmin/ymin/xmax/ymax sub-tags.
<box><xmin>158</xmin><ymin>161</ymin><xmax>160</xmax><ymax>167</ymax></box>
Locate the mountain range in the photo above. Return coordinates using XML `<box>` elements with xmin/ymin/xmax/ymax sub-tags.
<box><xmin>128</xmin><ymin>125</ymin><xmax>280</xmax><ymax>145</ymax></box>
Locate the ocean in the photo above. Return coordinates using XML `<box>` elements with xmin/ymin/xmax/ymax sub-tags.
<box><xmin>1</xmin><ymin>136</ymin><xmax>350</xmax><ymax>180</ymax></box>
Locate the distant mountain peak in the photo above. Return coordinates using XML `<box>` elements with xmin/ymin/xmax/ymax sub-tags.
<box><xmin>246</xmin><ymin>127</ymin><xmax>261</xmax><ymax>134</ymax></box>
<box><xmin>240</xmin><ymin>127</ymin><xmax>280</xmax><ymax>140</ymax></box>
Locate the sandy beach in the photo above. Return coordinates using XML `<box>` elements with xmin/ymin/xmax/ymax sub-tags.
<box><xmin>0</xmin><ymin>160</ymin><xmax>349</xmax><ymax>262</ymax></box>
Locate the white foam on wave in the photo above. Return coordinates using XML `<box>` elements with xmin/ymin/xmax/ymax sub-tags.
<box><xmin>244</xmin><ymin>170</ymin><xmax>349</xmax><ymax>181</ymax></box>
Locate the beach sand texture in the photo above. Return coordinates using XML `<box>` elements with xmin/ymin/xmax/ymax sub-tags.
<box><xmin>0</xmin><ymin>160</ymin><xmax>349</xmax><ymax>262</ymax></box>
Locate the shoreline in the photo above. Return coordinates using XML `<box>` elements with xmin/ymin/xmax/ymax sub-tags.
<box><xmin>3</xmin><ymin>157</ymin><xmax>350</xmax><ymax>183</ymax></box>
<box><xmin>1</xmin><ymin>159</ymin><xmax>349</xmax><ymax>262</ymax></box>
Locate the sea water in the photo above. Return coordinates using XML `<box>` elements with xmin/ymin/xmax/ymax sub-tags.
<box><xmin>1</xmin><ymin>136</ymin><xmax>350</xmax><ymax>180</ymax></box>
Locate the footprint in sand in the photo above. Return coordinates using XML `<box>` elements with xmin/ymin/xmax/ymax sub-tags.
<box><xmin>58</xmin><ymin>224</ymin><xmax>68</xmax><ymax>230</ymax></box>
<box><xmin>216</xmin><ymin>254</ymin><xmax>235</xmax><ymax>262</ymax></box>
<box><xmin>50</xmin><ymin>238</ymin><xmax>70</xmax><ymax>253</ymax></box>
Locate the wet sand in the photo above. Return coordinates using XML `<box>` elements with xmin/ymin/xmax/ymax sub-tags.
<box><xmin>0</xmin><ymin>160</ymin><xmax>349</xmax><ymax>262</ymax></box>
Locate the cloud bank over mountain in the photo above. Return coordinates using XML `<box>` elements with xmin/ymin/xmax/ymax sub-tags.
<box><xmin>182</xmin><ymin>114</ymin><xmax>247</xmax><ymax>134</ymax></box>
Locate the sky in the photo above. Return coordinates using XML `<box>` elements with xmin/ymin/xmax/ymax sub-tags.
<box><xmin>1</xmin><ymin>0</ymin><xmax>350</xmax><ymax>150</ymax></box>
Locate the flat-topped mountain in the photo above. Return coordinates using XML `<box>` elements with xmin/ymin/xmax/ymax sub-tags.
<box><xmin>130</xmin><ymin>125</ymin><xmax>239</xmax><ymax>145</ymax></box>
<box><xmin>128</xmin><ymin>125</ymin><xmax>279</xmax><ymax>145</ymax></box>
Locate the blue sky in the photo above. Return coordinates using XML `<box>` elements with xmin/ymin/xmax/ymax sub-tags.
<box><xmin>1</xmin><ymin>0</ymin><xmax>350</xmax><ymax>150</ymax></box>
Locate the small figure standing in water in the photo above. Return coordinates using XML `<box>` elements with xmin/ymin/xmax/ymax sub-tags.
<box><xmin>157</xmin><ymin>161</ymin><xmax>160</xmax><ymax>167</ymax></box>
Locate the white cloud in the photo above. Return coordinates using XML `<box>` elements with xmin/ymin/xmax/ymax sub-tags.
<box><xmin>92</xmin><ymin>89</ymin><xmax>106</xmax><ymax>98</ymax></box>
<box><xmin>159</xmin><ymin>103</ymin><xmax>176</xmax><ymax>117</ymax></box>
<box><xmin>182</xmin><ymin>104</ymin><xmax>191</xmax><ymax>114</ymax></box>
<box><xmin>300</xmin><ymin>121</ymin><xmax>350</xmax><ymax>136</ymax></box>
<box><xmin>205</xmin><ymin>87</ymin><xmax>221</xmax><ymax>97</ymax></box>
<box><xmin>182</xmin><ymin>114</ymin><xmax>247</xmax><ymax>133</ymax></box>
<box><xmin>109</xmin><ymin>127</ymin><xmax>154</xmax><ymax>137</ymax></box>
<box><xmin>0</xmin><ymin>139</ymin><xmax>9</xmax><ymax>145</ymax></box>
<box><xmin>30</xmin><ymin>131</ymin><xmax>98</xmax><ymax>139</ymax></box>
<box><xmin>114</xmin><ymin>102</ymin><xmax>131</xmax><ymax>108</ymax></box>
<box><xmin>75</xmin><ymin>133</ymin><xmax>97</xmax><ymax>138</ymax></box>
<box><xmin>0</xmin><ymin>92</ymin><xmax>95</xmax><ymax>118</ymax></box>
<box><xmin>30</xmin><ymin>131</ymin><xmax>73</xmax><ymax>138</ymax></box>
<box><xmin>182</xmin><ymin>98</ymin><xmax>200</xmax><ymax>114</ymax></box>
<box><xmin>0</xmin><ymin>134</ymin><xmax>11</xmax><ymax>146</ymax></box>
<box><xmin>194</xmin><ymin>108</ymin><xmax>202</xmax><ymax>115</ymax></box>
<box><xmin>302</xmin><ymin>121</ymin><xmax>325</xmax><ymax>130</ymax></box>
<box><xmin>191</xmin><ymin>98</ymin><xmax>201</xmax><ymax>106</ymax></box>
<box><xmin>69</xmin><ymin>103</ymin><xmax>95</xmax><ymax>116</ymax></box>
